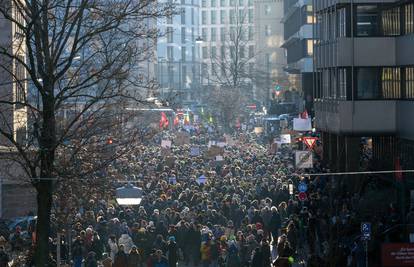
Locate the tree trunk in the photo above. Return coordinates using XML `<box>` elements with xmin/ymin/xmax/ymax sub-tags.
<box><xmin>35</xmin><ymin>181</ymin><xmax>53</xmax><ymax>266</ymax></box>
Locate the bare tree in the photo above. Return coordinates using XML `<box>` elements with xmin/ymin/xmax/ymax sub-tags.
<box><xmin>200</xmin><ymin>7</ymin><xmax>254</xmax><ymax>130</ymax></box>
<box><xmin>0</xmin><ymin>0</ymin><xmax>172</xmax><ymax>264</ymax></box>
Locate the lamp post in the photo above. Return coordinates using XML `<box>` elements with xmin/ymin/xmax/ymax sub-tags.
<box><xmin>116</xmin><ymin>183</ymin><xmax>143</xmax><ymax>206</ymax></box>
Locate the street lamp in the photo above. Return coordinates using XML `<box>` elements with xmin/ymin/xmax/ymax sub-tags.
<box><xmin>116</xmin><ymin>183</ymin><xmax>143</xmax><ymax>205</ymax></box>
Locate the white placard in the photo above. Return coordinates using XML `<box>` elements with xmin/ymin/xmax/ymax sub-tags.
<box><xmin>215</xmin><ymin>155</ymin><xmax>224</xmax><ymax>161</ymax></box>
<box><xmin>217</xmin><ymin>142</ymin><xmax>227</xmax><ymax>148</ymax></box>
<box><xmin>275</xmin><ymin>134</ymin><xmax>291</xmax><ymax>144</ymax></box>
<box><xmin>295</xmin><ymin>151</ymin><xmax>313</xmax><ymax>169</ymax></box>
<box><xmin>293</xmin><ymin>118</ymin><xmax>312</xmax><ymax>131</ymax></box>
<box><xmin>169</xmin><ymin>177</ymin><xmax>177</xmax><ymax>184</ymax></box>
<box><xmin>190</xmin><ymin>147</ymin><xmax>200</xmax><ymax>156</ymax></box>
<box><xmin>197</xmin><ymin>175</ymin><xmax>207</xmax><ymax>185</ymax></box>
<box><xmin>161</xmin><ymin>139</ymin><xmax>172</xmax><ymax>148</ymax></box>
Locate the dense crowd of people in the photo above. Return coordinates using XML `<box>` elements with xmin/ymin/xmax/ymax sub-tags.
<box><xmin>0</xmin><ymin>124</ymin><xmax>399</xmax><ymax>267</ymax></box>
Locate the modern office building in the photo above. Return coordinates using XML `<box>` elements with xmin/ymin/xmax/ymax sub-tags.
<box><xmin>281</xmin><ymin>0</ymin><xmax>314</xmax><ymax>112</ymax></box>
<box><xmin>313</xmin><ymin>1</ymin><xmax>414</xmax><ymax>173</ymax></box>
<box><xmin>254</xmin><ymin>0</ymin><xmax>288</xmax><ymax>104</ymax></box>
<box><xmin>157</xmin><ymin>0</ymin><xmax>201</xmax><ymax>105</ymax></box>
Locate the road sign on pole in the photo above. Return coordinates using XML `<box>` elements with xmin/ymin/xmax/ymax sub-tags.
<box><xmin>361</xmin><ymin>222</ymin><xmax>371</xmax><ymax>240</ymax></box>
<box><xmin>298</xmin><ymin>182</ymin><xmax>308</xmax><ymax>193</ymax></box>
<box><xmin>303</xmin><ymin>137</ymin><xmax>318</xmax><ymax>150</ymax></box>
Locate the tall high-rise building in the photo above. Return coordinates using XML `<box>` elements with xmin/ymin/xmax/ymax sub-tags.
<box><xmin>281</xmin><ymin>0</ymin><xmax>314</xmax><ymax>112</ymax></box>
<box><xmin>254</xmin><ymin>0</ymin><xmax>287</xmax><ymax>104</ymax></box>
<box><xmin>157</xmin><ymin>0</ymin><xmax>201</xmax><ymax>105</ymax></box>
<box><xmin>313</xmin><ymin>1</ymin><xmax>414</xmax><ymax>173</ymax></box>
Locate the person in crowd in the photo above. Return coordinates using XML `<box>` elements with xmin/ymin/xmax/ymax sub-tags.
<box><xmin>71</xmin><ymin>236</ymin><xmax>84</xmax><ymax>267</ymax></box>
<box><xmin>101</xmin><ymin>252</ymin><xmax>113</xmax><ymax>267</ymax></box>
<box><xmin>0</xmin><ymin>246</ymin><xmax>9</xmax><ymax>267</ymax></box>
<box><xmin>113</xmin><ymin>244</ymin><xmax>128</xmax><ymax>267</ymax></box>
<box><xmin>128</xmin><ymin>246</ymin><xmax>141</xmax><ymax>267</ymax></box>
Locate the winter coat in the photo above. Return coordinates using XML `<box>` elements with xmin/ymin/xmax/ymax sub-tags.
<box><xmin>167</xmin><ymin>241</ymin><xmax>178</xmax><ymax>265</ymax></box>
<box><xmin>113</xmin><ymin>251</ymin><xmax>128</xmax><ymax>267</ymax></box>
<box><xmin>108</xmin><ymin>239</ymin><xmax>118</xmax><ymax>261</ymax></box>
<box><xmin>127</xmin><ymin>250</ymin><xmax>141</xmax><ymax>267</ymax></box>
<box><xmin>0</xmin><ymin>251</ymin><xmax>9</xmax><ymax>267</ymax></box>
<box><xmin>118</xmin><ymin>234</ymin><xmax>134</xmax><ymax>255</ymax></box>
<box><xmin>101</xmin><ymin>257</ymin><xmax>112</xmax><ymax>267</ymax></box>
<box><xmin>269</xmin><ymin>212</ymin><xmax>282</xmax><ymax>232</ymax></box>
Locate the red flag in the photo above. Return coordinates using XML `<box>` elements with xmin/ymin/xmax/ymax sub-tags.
<box><xmin>160</xmin><ymin>112</ymin><xmax>169</xmax><ymax>128</ymax></box>
<box><xmin>395</xmin><ymin>156</ymin><xmax>403</xmax><ymax>182</ymax></box>
<box><xmin>173</xmin><ymin>116</ymin><xmax>179</xmax><ymax>126</ymax></box>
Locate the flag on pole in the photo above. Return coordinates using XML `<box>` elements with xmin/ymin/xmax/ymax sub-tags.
<box><xmin>160</xmin><ymin>112</ymin><xmax>169</xmax><ymax>128</ymax></box>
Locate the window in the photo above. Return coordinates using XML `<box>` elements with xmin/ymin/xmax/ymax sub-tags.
<box><xmin>239</xmin><ymin>45</ymin><xmax>245</xmax><ymax>58</ymax></box>
<box><xmin>381</xmin><ymin>7</ymin><xmax>400</xmax><ymax>36</ymax></box>
<box><xmin>191</xmin><ymin>27</ymin><xmax>195</xmax><ymax>41</ymax></box>
<box><xmin>357</xmin><ymin>68</ymin><xmax>380</xmax><ymax>99</ymax></box>
<box><xmin>211</xmin><ymin>46</ymin><xmax>217</xmax><ymax>57</ymax></box>
<box><xmin>181</xmin><ymin>0</ymin><xmax>185</xmax><ymax>4</ymax></box>
<box><xmin>356</xmin><ymin>5</ymin><xmax>379</xmax><ymax>37</ymax></box>
<box><xmin>202</xmin><ymin>0</ymin><xmax>206</xmax><ymax>7</ymax></box>
<box><xmin>307</xmin><ymin>40</ymin><xmax>313</xmax><ymax>56</ymax></box>
<box><xmin>248</xmin><ymin>45</ymin><xmax>254</xmax><ymax>58</ymax></box>
<box><xmin>248</xmin><ymin>26</ymin><xmax>253</xmax><ymax>40</ymax></box>
<box><xmin>181</xmin><ymin>8</ymin><xmax>186</xmax><ymax>24</ymax></box>
<box><xmin>221</xmin><ymin>46</ymin><xmax>226</xmax><ymax>59</ymax></box>
<box><xmin>382</xmin><ymin>68</ymin><xmax>401</xmax><ymax>99</ymax></box>
<box><xmin>405</xmin><ymin>4</ymin><xmax>414</xmax><ymax>34</ymax></box>
<box><xmin>167</xmin><ymin>27</ymin><xmax>173</xmax><ymax>43</ymax></box>
<box><xmin>406</xmin><ymin>67</ymin><xmax>414</xmax><ymax>99</ymax></box>
<box><xmin>220</xmin><ymin>28</ymin><xmax>226</xmax><ymax>41</ymax></box>
<box><xmin>167</xmin><ymin>15</ymin><xmax>173</xmax><ymax>24</ymax></box>
<box><xmin>264</xmin><ymin>25</ymin><xmax>271</xmax><ymax>36</ymax></box>
<box><xmin>230</xmin><ymin>9</ymin><xmax>235</xmax><ymax>24</ymax></box>
<box><xmin>248</xmin><ymin>9</ymin><xmax>253</xmax><ymax>23</ymax></box>
<box><xmin>211</xmin><ymin>10</ymin><xmax>217</xmax><ymax>24</ymax></box>
<box><xmin>202</xmin><ymin>28</ymin><xmax>207</xmax><ymax>41</ymax></box>
<box><xmin>229</xmin><ymin>26</ymin><xmax>236</xmax><ymax>40</ymax></box>
<box><xmin>192</xmin><ymin>46</ymin><xmax>195</xmax><ymax>61</ymax></box>
<box><xmin>337</xmin><ymin>8</ymin><xmax>347</xmax><ymax>37</ymax></box>
<box><xmin>202</xmin><ymin>47</ymin><xmax>208</xmax><ymax>59</ymax></box>
<box><xmin>221</xmin><ymin>10</ymin><xmax>226</xmax><ymax>24</ymax></box>
<box><xmin>191</xmin><ymin>8</ymin><xmax>194</xmax><ymax>25</ymax></box>
<box><xmin>264</xmin><ymin>5</ymin><xmax>270</xmax><ymax>16</ymax></box>
<box><xmin>248</xmin><ymin>0</ymin><xmax>253</xmax><ymax>7</ymax></box>
<box><xmin>14</xmin><ymin>55</ymin><xmax>26</xmax><ymax>107</ymax></box>
<box><xmin>211</xmin><ymin>0</ymin><xmax>216</xmax><ymax>7</ymax></box>
<box><xmin>338</xmin><ymin>68</ymin><xmax>347</xmax><ymax>99</ymax></box>
<box><xmin>239</xmin><ymin>0</ymin><xmax>244</xmax><ymax>6</ymax></box>
<box><xmin>182</xmin><ymin>65</ymin><xmax>187</xmax><ymax>86</ymax></box>
<box><xmin>230</xmin><ymin>0</ymin><xmax>235</xmax><ymax>6</ymax></box>
<box><xmin>181</xmin><ymin>27</ymin><xmax>186</xmax><ymax>43</ymax></box>
<box><xmin>220</xmin><ymin>0</ymin><xmax>226</xmax><ymax>7</ymax></box>
<box><xmin>181</xmin><ymin>47</ymin><xmax>187</xmax><ymax>62</ymax></box>
<box><xmin>211</xmin><ymin>28</ymin><xmax>216</xmax><ymax>41</ymax></box>
<box><xmin>167</xmin><ymin>46</ymin><xmax>174</xmax><ymax>60</ymax></box>
<box><xmin>202</xmin><ymin>11</ymin><xmax>207</xmax><ymax>24</ymax></box>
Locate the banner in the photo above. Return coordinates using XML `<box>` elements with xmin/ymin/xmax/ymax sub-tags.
<box><xmin>382</xmin><ymin>243</ymin><xmax>414</xmax><ymax>266</ymax></box>
<box><xmin>293</xmin><ymin>118</ymin><xmax>312</xmax><ymax>131</ymax></box>
<box><xmin>275</xmin><ymin>134</ymin><xmax>291</xmax><ymax>144</ymax></box>
<box><xmin>295</xmin><ymin>151</ymin><xmax>313</xmax><ymax>169</ymax></box>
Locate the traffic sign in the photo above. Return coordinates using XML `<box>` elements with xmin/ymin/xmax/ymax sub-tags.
<box><xmin>298</xmin><ymin>182</ymin><xmax>308</xmax><ymax>193</ymax></box>
<box><xmin>361</xmin><ymin>222</ymin><xmax>371</xmax><ymax>240</ymax></box>
<box><xmin>303</xmin><ymin>137</ymin><xmax>318</xmax><ymax>150</ymax></box>
<box><xmin>298</xmin><ymin>192</ymin><xmax>307</xmax><ymax>201</ymax></box>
